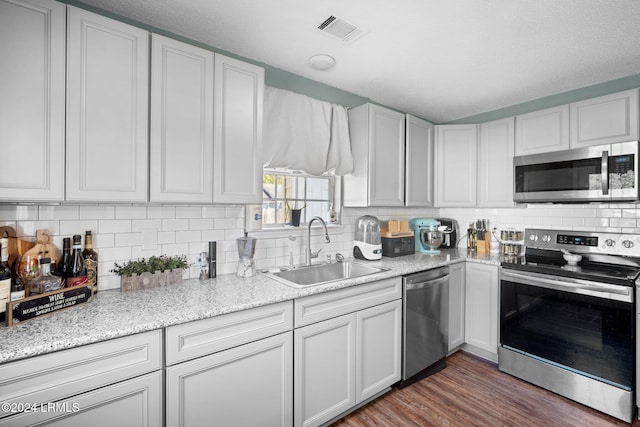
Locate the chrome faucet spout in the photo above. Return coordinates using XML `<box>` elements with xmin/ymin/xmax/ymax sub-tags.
<box><xmin>306</xmin><ymin>216</ymin><xmax>330</xmax><ymax>266</ymax></box>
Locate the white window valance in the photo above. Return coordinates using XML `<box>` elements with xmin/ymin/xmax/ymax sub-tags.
<box><xmin>263</xmin><ymin>86</ymin><xmax>353</xmax><ymax>176</ymax></box>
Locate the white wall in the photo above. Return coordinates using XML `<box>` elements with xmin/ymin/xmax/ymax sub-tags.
<box><xmin>2</xmin><ymin>202</ymin><xmax>638</xmax><ymax>291</ymax></box>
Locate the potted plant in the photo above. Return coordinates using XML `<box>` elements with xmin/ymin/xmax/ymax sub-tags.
<box><xmin>111</xmin><ymin>254</ymin><xmax>190</xmax><ymax>292</ymax></box>
<box><xmin>290</xmin><ymin>204</ymin><xmax>307</xmax><ymax>227</ymax></box>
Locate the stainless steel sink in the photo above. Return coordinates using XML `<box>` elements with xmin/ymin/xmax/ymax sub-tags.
<box><xmin>263</xmin><ymin>261</ymin><xmax>389</xmax><ymax>288</ymax></box>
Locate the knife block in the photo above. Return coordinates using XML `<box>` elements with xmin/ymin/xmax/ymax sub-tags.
<box><xmin>476</xmin><ymin>236</ymin><xmax>490</xmax><ymax>254</ymax></box>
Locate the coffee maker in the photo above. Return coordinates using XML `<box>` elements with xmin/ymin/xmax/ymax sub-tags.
<box><xmin>236</xmin><ymin>232</ymin><xmax>256</xmax><ymax>278</ymax></box>
<box><xmin>437</xmin><ymin>218</ymin><xmax>459</xmax><ymax>248</ymax></box>
<box><xmin>353</xmin><ymin>215</ymin><xmax>382</xmax><ymax>260</ymax></box>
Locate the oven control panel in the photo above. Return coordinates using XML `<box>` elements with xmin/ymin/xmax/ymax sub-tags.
<box><xmin>556</xmin><ymin>234</ymin><xmax>598</xmax><ymax>247</ymax></box>
<box><xmin>525</xmin><ymin>228</ymin><xmax>640</xmax><ymax>257</ymax></box>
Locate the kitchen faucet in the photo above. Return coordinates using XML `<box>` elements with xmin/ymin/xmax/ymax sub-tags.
<box><xmin>306</xmin><ymin>216</ymin><xmax>331</xmax><ymax>266</ymax></box>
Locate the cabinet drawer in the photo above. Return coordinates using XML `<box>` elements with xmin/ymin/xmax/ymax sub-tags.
<box><xmin>0</xmin><ymin>371</ymin><xmax>162</xmax><ymax>427</ymax></box>
<box><xmin>0</xmin><ymin>330</ymin><xmax>162</xmax><ymax>419</ymax></box>
<box><xmin>294</xmin><ymin>277</ymin><xmax>402</xmax><ymax>328</ymax></box>
<box><xmin>165</xmin><ymin>301</ymin><xmax>293</xmax><ymax>365</ymax></box>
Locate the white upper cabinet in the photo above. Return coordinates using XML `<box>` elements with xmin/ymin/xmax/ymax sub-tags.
<box><xmin>66</xmin><ymin>6</ymin><xmax>149</xmax><ymax>202</ymax></box>
<box><xmin>150</xmin><ymin>34</ymin><xmax>214</xmax><ymax>203</ymax></box>
<box><xmin>213</xmin><ymin>54</ymin><xmax>264</xmax><ymax>204</ymax></box>
<box><xmin>405</xmin><ymin>115</ymin><xmax>434</xmax><ymax>207</ymax></box>
<box><xmin>570</xmin><ymin>89</ymin><xmax>639</xmax><ymax>148</ymax></box>
<box><xmin>0</xmin><ymin>0</ymin><xmax>65</xmax><ymax>202</ymax></box>
<box><xmin>478</xmin><ymin>117</ymin><xmax>515</xmax><ymax>207</ymax></box>
<box><xmin>515</xmin><ymin>104</ymin><xmax>570</xmax><ymax>155</ymax></box>
<box><xmin>344</xmin><ymin>104</ymin><xmax>406</xmax><ymax>207</ymax></box>
<box><xmin>435</xmin><ymin>124</ymin><xmax>478</xmax><ymax>207</ymax></box>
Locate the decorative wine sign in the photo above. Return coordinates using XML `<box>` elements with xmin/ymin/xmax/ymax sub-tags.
<box><xmin>6</xmin><ymin>286</ymin><xmax>92</xmax><ymax>326</ymax></box>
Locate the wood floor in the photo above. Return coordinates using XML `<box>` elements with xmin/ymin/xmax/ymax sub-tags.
<box><xmin>332</xmin><ymin>351</ymin><xmax>640</xmax><ymax>427</ymax></box>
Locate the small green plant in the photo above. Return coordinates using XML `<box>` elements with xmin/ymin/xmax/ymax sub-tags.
<box><xmin>111</xmin><ymin>254</ymin><xmax>190</xmax><ymax>276</ymax></box>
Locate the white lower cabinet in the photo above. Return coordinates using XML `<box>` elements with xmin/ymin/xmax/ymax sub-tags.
<box><xmin>293</xmin><ymin>278</ymin><xmax>402</xmax><ymax>427</ymax></box>
<box><xmin>295</xmin><ymin>313</ymin><xmax>356</xmax><ymax>427</ymax></box>
<box><xmin>165</xmin><ymin>301</ymin><xmax>294</xmax><ymax>427</ymax></box>
<box><xmin>0</xmin><ymin>330</ymin><xmax>163</xmax><ymax>425</ymax></box>
<box><xmin>356</xmin><ymin>300</ymin><xmax>402</xmax><ymax>402</ymax></box>
<box><xmin>0</xmin><ymin>372</ymin><xmax>162</xmax><ymax>427</ymax></box>
<box><xmin>448</xmin><ymin>262</ymin><xmax>466</xmax><ymax>352</ymax></box>
<box><xmin>464</xmin><ymin>262</ymin><xmax>499</xmax><ymax>361</ymax></box>
<box><xmin>166</xmin><ymin>332</ymin><xmax>293</xmax><ymax>427</ymax></box>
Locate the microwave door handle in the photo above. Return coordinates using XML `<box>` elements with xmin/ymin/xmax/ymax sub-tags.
<box><xmin>601</xmin><ymin>150</ymin><xmax>609</xmax><ymax>195</ymax></box>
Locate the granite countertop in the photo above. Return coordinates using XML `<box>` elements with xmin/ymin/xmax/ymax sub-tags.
<box><xmin>0</xmin><ymin>249</ymin><xmax>501</xmax><ymax>364</ymax></box>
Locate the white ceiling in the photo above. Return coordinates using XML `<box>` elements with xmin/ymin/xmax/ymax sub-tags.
<box><xmin>77</xmin><ymin>0</ymin><xmax>640</xmax><ymax>123</ymax></box>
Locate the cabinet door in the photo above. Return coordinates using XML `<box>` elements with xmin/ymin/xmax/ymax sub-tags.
<box><xmin>478</xmin><ymin>117</ymin><xmax>515</xmax><ymax>207</ymax></box>
<box><xmin>167</xmin><ymin>332</ymin><xmax>293</xmax><ymax>427</ymax></box>
<box><xmin>295</xmin><ymin>314</ymin><xmax>356</xmax><ymax>427</ymax></box>
<box><xmin>0</xmin><ymin>371</ymin><xmax>163</xmax><ymax>427</ymax></box>
<box><xmin>213</xmin><ymin>54</ymin><xmax>264</xmax><ymax>204</ymax></box>
<box><xmin>368</xmin><ymin>105</ymin><xmax>406</xmax><ymax>206</ymax></box>
<box><xmin>405</xmin><ymin>115</ymin><xmax>434</xmax><ymax>207</ymax></box>
<box><xmin>515</xmin><ymin>104</ymin><xmax>569</xmax><ymax>155</ymax></box>
<box><xmin>356</xmin><ymin>300</ymin><xmax>401</xmax><ymax>403</ymax></box>
<box><xmin>66</xmin><ymin>6</ymin><xmax>149</xmax><ymax>202</ymax></box>
<box><xmin>464</xmin><ymin>263</ymin><xmax>499</xmax><ymax>360</ymax></box>
<box><xmin>448</xmin><ymin>262</ymin><xmax>466</xmax><ymax>351</ymax></box>
<box><xmin>150</xmin><ymin>34</ymin><xmax>214</xmax><ymax>203</ymax></box>
<box><xmin>570</xmin><ymin>89</ymin><xmax>639</xmax><ymax>148</ymax></box>
<box><xmin>434</xmin><ymin>125</ymin><xmax>478</xmax><ymax>207</ymax></box>
<box><xmin>0</xmin><ymin>0</ymin><xmax>65</xmax><ymax>201</ymax></box>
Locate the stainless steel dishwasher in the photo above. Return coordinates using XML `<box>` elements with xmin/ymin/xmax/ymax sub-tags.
<box><xmin>400</xmin><ymin>266</ymin><xmax>449</xmax><ymax>387</ymax></box>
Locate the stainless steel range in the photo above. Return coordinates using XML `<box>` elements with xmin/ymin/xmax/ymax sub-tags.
<box><xmin>499</xmin><ymin>228</ymin><xmax>638</xmax><ymax>423</ymax></box>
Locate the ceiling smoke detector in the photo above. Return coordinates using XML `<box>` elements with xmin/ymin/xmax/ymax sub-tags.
<box><xmin>317</xmin><ymin>15</ymin><xmax>365</xmax><ymax>43</ymax></box>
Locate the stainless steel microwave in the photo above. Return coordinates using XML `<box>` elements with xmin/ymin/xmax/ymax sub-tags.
<box><xmin>513</xmin><ymin>141</ymin><xmax>639</xmax><ymax>203</ymax></box>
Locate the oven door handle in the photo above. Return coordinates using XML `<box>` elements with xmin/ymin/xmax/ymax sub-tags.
<box><xmin>500</xmin><ymin>270</ymin><xmax>632</xmax><ymax>303</ymax></box>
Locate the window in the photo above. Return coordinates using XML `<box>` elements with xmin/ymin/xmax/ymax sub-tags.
<box><xmin>263</xmin><ymin>169</ymin><xmax>336</xmax><ymax>226</ymax></box>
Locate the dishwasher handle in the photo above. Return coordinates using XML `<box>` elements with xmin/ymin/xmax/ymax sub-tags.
<box><xmin>404</xmin><ymin>266</ymin><xmax>450</xmax><ymax>285</ymax></box>
<box><xmin>405</xmin><ymin>274</ymin><xmax>449</xmax><ymax>291</ymax></box>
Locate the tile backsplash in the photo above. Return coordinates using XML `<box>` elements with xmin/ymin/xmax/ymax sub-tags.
<box><xmin>2</xmin><ymin>202</ymin><xmax>639</xmax><ymax>291</ymax></box>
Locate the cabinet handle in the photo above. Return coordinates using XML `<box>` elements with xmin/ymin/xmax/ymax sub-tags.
<box><xmin>601</xmin><ymin>150</ymin><xmax>609</xmax><ymax>195</ymax></box>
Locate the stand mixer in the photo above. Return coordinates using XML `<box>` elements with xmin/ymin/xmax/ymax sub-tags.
<box><xmin>409</xmin><ymin>218</ymin><xmax>445</xmax><ymax>254</ymax></box>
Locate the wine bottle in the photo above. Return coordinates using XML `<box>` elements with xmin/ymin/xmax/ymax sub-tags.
<box><xmin>82</xmin><ymin>231</ymin><xmax>98</xmax><ymax>294</ymax></box>
<box><xmin>65</xmin><ymin>235</ymin><xmax>88</xmax><ymax>288</ymax></box>
<box><xmin>58</xmin><ymin>237</ymin><xmax>71</xmax><ymax>279</ymax></box>
<box><xmin>0</xmin><ymin>238</ymin><xmax>12</xmax><ymax>323</ymax></box>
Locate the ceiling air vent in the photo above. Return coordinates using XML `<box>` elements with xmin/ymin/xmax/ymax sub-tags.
<box><xmin>317</xmin><ymin>15</ymin><xmax>364</xmax><ymax>43</ymax></box>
